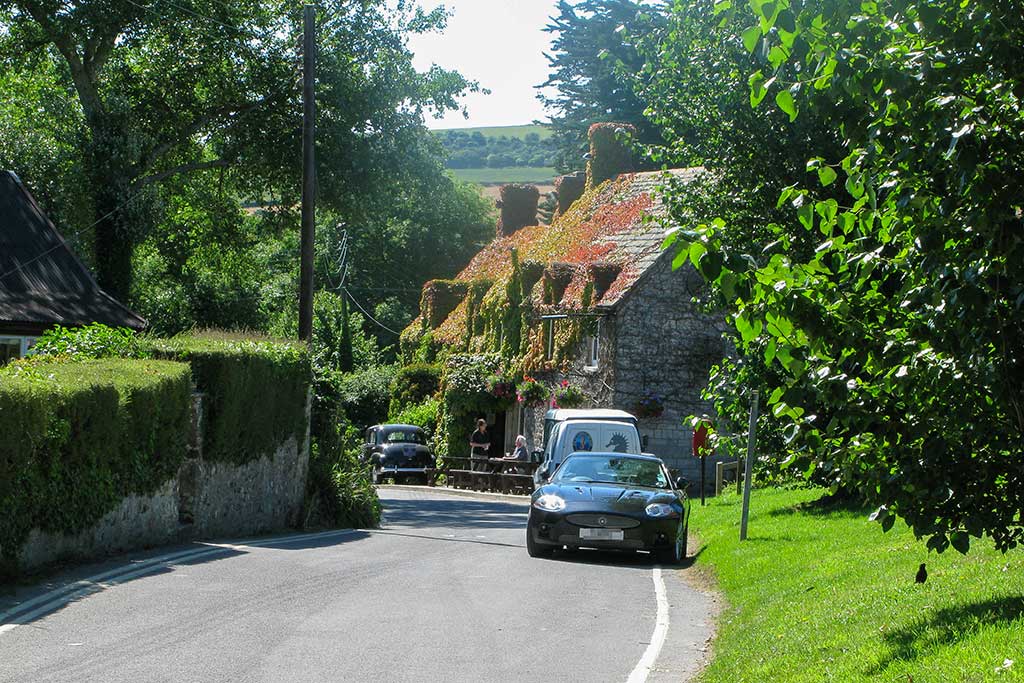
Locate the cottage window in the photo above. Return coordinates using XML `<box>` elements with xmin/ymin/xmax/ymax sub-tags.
<box><xmin>544</xmin><ymin>320</ymin><xmax>555</xmax><ymax>360</ymax></box>
<box><xmin>0</xmin><ymin>337</ymin><xmax>22</xmax><ymax>365</ymax></box>
<box><xmin>585</xmin><ymin>320</ymin><xmax>600</xmax><ymax>369</ymax></box>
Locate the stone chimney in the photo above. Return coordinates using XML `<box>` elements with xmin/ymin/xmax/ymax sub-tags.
<box><xmin>586</xmin><ymin>122</ymin><xmax>636</xmax><ymax>190</ymax></box>
<box><xmin>496</xmin><ymin>183</ymin><xmax>540</xmax><ymax>236</ymax></box>
<box><xmin>554</xmin><ymin>171</ymin><xmax>586</xmax><ymax>217</ymax></box>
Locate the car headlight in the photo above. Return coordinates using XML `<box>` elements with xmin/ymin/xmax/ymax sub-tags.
<box><xmin>645</xmin><ymin>503</ymin><xmax>678</xmax><ymax>518</ymax></box>
<box><xmin>533</xmin><ymin>494</ymin><xmax>566</xmax><ymax>512</ymax></box>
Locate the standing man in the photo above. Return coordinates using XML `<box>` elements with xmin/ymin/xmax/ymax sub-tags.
<box><xmin>469</xmin><ymin>419</ymin><xmax>490</xmax><ymax>471</ymax></box>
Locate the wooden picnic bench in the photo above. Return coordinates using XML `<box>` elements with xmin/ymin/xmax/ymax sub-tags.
<box><xmin>440</xmin><ymin>456</ymin><xmax>539</xmax><ymax>494</ymax></box>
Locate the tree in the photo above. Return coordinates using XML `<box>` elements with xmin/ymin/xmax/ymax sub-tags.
<box><xmin>657</xmin><ymin>0</ymin><xmax>1024</xmax><ymax>552</ymax></box>
<box><xmin>0</xmin><ymin>0</ymin><xmax>476</xmax><ymax>301</ymax></box>
<box><xmin>538</xmin><ymin>0</ymin><xmax>665</xmax><ymax>172</ymax></box>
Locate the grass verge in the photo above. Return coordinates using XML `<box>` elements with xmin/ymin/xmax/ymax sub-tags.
<box><xmin>692</xmin><ymin>487</ymin><xmax>1023</xmax><ymax>682</ymax></box>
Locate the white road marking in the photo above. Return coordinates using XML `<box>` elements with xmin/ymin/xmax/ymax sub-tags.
<box><xmin>626</xmin><ymin>567</ymin><xmax>670</xmax><ymax>683</ymax></box>
<box><xmin>0</xmin><ymin>529</ymin><xmax>361</xmax><ymax>636</ymax></box>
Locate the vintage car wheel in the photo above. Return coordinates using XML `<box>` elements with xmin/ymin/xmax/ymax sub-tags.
<box><xmin>371</xmin><ymin>465</ymin><xmax>383</xmax><ymax>485</ymax></box>
<box><xmin>526</xmin><ymin>528</ymin><xmax>553</xmax><ymax>558</ymax></box>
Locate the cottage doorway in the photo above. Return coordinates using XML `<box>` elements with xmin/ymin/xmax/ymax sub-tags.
<box><xmin>475</xmin><ymin>411</ymin><xmax>506</xmax><ymax>458</ymax></box>
<box><xmin>504</xmin><ymin>405</ymin><xmax>523</xmax><ymax>457</ymax></box>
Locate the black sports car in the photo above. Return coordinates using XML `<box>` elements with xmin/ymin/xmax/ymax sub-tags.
<box><xmin>527</xmin><ymin>452</ymin><xmax>690</xmax><ymax>563</ymax></box>
<box><xmin>362</xmin><ymin>424</ymin><xmax>436</xmax><ymax>485</ymax></box>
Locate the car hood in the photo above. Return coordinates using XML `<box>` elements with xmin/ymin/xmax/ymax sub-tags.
<box><xmin>538</xmin><ymin>483</ymin><xmax>676</xmax><ymax>511</ymax></box>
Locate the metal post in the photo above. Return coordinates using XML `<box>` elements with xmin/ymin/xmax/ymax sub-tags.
<box><xmin>298</xmin><ymin>4</ymin><xmax>316</xmax><ymax>342</ymax></box>
<box><xmin>700</xmin><ymin>454</ymin><xmax>706</xmax><ymax>506</ymax></box>
<box><xmin>739</xmin><ymin>390</ymin><xmax>759</xmax><ymax>541</ymax></box>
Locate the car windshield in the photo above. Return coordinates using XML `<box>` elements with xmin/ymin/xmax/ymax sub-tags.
<box><xmin>384</xmin><ymin>429</ymin><xmax>426</xmax><ymax>445</ymax></box>
<box><xmin>553</xmin><ymin>454</ymin><xmax>668</xmax><ymax>489</ymax></box>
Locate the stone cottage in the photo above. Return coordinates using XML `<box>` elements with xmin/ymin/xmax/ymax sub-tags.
<box><xmin>400</xmin><ymin>124</ymin><xmax>730</xmax><ymax>485</ymax></box>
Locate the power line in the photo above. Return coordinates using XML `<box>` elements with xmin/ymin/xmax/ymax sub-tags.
<box><xmin>343</xmin><ymin>286</ymin><xmax>402</xmax><ymax>336</ymax></box>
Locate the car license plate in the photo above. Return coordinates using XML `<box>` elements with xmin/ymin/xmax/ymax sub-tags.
<box><xmin>579</xmin><ymin>527</ymin><xmax>624</xmax><ymax>541</ymax></box>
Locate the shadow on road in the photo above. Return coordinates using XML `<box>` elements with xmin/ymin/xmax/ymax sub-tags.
<box><xmin>0</xmin><ymin>530</ymin><xmax>370</xmax><ymax>631</ymax></box>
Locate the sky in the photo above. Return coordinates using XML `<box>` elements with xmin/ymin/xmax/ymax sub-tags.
<box><xmin>406</xmin><ymin>0</ymin><xmax>561</xmax><ymax>130</ymax></box>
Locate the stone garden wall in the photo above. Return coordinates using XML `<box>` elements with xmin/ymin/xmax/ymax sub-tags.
<box><xmin>15</xmin><ymin>392</ymin><xmax>310</xmax><ymax>575</ymax></box>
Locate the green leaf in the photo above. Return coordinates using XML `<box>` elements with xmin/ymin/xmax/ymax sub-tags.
<box><xmin>661</xmin><ymin>228</ymin><xmax>680</xmax><ymax>250</ymax></box>
<box><xmin>950</xmin><ymin>531</ymin><xmax>970</xmax><ymax>554</ymax></box>
<box><xmin>688</xmin><ymin>241</ymin><xmax>708</xmax><ymax>265</ymax></box>
<box><xmin>700</xmin><ymin>251</ymin><xmax>724</xmax><ymax>281</ymax></box>
<box><xmin>798</xmin><ymin>202</ymin><xmax>814</xmax><ymax>230</ymax></box>
<box><xmin>671</xmin><ymin>247</ymin><xmax>689</xmax><ymax>270</ymax></box>
<box><xmin>742</xmin><ymin>25</ymin><xmax>761</xmax><ymax>53</ymax></box>
<box><xmin>749</xmin><ymin>71</ymin><xmax>768</xmax><ymax>107</ymax></box>
<box><xmin>818</xmin><ymin>166</ymin><xmax>837</xmax><ymax>186</ymax></box>
<box><xmin>776</xmin><ymin>89</ymin><xmax>798</xmax><ymax>121</ymax></box>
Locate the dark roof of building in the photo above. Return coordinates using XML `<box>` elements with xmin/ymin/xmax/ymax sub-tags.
<box><xmin>0</xmin><ymin>171</ymin><xmax>146</xmax><ymax>331</ymax></box>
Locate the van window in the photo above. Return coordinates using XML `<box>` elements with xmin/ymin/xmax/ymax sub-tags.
<box><xmin>558</xmin><ymin>422</ymin><xmax>640</xmax><ymax>462</ymax></box>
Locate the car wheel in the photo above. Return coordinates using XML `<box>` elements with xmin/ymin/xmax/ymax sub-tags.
<box><xmin>371</xmin><ymin>466</ymin><xmax>382</xmax><ymax>485</ymax></box>
<box><xmin>656</xmin><ymin>521</ymin><xmax>685</xmax><ymax>565</ymax></box>
<box><xmin>526</xmin><ymin>528</ymin><xmax>553</xmax><ymax>558</ymax></box>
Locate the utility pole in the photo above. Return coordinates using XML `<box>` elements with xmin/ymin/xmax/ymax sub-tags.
<box><xmin>298</xmin><ymin>3</ymin><xmax>316</xmax><ymax>342</ymax></box>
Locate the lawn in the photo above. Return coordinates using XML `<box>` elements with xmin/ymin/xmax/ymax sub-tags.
<box><xmin>690</xmin><ymin>487</ymin><xmax>1024</xmax><ymax>682</ymax></box>
<box><xmin>449</xmin><ymin>166</ymin><xmax>556</xmax><ymax>184</ymax></box>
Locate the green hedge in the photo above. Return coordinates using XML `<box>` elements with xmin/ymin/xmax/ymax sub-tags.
<box><xmin>388</xmin><ymin>363</ymin><xmax>442</xmax><ymax>417</ymax></box>
<box><xmin>150</xmin><ymin>334</ymin><xmax>311</xmax><ymax>465</ymax></box>
<box><xmin>0</xmin><ymin>359</ymin><xmax>192</xmax><ymax>576</ymax></box>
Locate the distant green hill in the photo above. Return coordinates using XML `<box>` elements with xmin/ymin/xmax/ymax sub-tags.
<box><xmin>436</xmin><ymin>124</ymin><xmax>552</xmax><ymax>140</ymax></box>
<box><xmin>433</xmin><ymin>124</ymin><xmax>557</xmax><ymax>172</ymax></box>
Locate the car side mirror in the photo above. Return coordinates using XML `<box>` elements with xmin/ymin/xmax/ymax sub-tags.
<box><xmin>675</xmin><ymin>476</ymin><xmax>689</xmax><ymax>491</ymax></box>
<box><xmin>537</xmin><ymin>465</ymin><xmax>550</xmax><ymax>482</ymax></box>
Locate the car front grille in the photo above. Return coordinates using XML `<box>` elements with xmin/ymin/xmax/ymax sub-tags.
<box><xmin>564</xmin><ymin>513</ymin><xmax>640</xmax><ymax>529</ymax></box>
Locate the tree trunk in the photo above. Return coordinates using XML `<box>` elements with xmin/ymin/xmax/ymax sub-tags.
<box><xmin>85</xmin><ymin>115</ymin><xmax>138</xmax><ymax>303</ymax></box>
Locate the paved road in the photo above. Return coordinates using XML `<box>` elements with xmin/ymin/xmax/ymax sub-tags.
<box><xmin>0</xmin><ymin>488</ymin><xmax>716</xmax><ymax>682</ymax></box>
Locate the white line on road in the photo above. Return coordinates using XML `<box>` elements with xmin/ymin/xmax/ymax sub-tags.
<box><xmin>626</xmin><ymin>567</ymin><xmax>670</xmax><ymax>683</ymax></box>
<box><xmin>0</xmin><ymin>529</ymin><xmax>361</xmax><ymax>637</ymax></box>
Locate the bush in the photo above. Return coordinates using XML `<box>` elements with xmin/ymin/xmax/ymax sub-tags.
<box><xmin>150</xmin><ymin>333</ymin><xmax>311</xmax><ymax>465</ymax></box>
<box><xmin>388</xmin><ymin>363</ymin><xmax>442</xmax><ymax>417</ymax></box>
<box><xmin>333</xmin><ymin>364</ymin><xmax>397</xmax><ymax>430</ymax></box>
<box><xmin>0</xmin><ymin>359</ymin><xmax>191</xmax><ymax>577</ymax></box>
<box><xmin>31</xmin><ymin>323</ymin><xmax>149</xmax><ymax>359</ymax></box>
<box><xmin>304</xmin><ymin>434</ymin><xmax>381</xmax><ymax>530</ymax></box>
<box><xmin>390</xmin><ymin>397</ymin><xmax>441</xmax><ymax>437</ymax></box>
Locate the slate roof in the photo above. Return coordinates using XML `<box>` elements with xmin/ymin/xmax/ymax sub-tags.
<box><xmin>467</xmin><ymin>167</ymin><xmax>695</xmax><ymax>293</ymax></box>
<box><xmin>0</xmin><ymin>171</ymin><xmax>146</xmax><ymax>332</ymax></box>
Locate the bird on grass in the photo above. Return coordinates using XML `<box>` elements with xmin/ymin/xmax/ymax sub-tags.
<box><xmin>915</xmin><ymin>563</ymin><xmax>928</xmax><ymax>583</ymax></box>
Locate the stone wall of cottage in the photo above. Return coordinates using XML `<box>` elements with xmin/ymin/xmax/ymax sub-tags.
<box><xmin>612</xmin><ymin>253</ymin><xmax>731</xmax><ymax>491</ymax></box>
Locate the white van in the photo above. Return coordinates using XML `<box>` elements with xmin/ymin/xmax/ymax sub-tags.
<box><xmin>535</xmin><ymin>418</ymin><xmax>642</xmax><ymax>485</ymax></box>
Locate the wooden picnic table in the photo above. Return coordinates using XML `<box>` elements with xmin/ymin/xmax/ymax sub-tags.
<box><xmin>442</xmin><ymin>456</ymin><xmax>539</xmax><ymax>494</ymax></box>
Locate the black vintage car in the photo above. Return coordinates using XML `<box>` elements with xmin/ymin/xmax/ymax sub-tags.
<box><xmin>527</xmin><ymin>452</ymin><xmax>690</xmax><ymax>563</ymax></box>
<box><xmin>362</xmin><ymin>424</ymin><xmax>436</xmax><ymax>485</ymax></box>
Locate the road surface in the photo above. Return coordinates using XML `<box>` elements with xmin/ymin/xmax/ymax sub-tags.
<box><xmin>0</xmin><ymin>487</ymin><xmax>716</xmax><ymax>682</ymax></box>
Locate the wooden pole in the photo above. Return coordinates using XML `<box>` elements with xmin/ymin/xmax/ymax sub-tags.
<box><xmin>298</xmin><ymin>4</ymin><xmax>316</xmax><ymax>342</ymax></box>
<box><xmin>739</xmin><ymin>390</ymin><xmax>759</xmax><ymax>541</ymax></box>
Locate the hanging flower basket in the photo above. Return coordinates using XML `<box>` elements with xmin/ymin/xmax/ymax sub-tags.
<box><xmin>635</xmin><ymin>390</ymin><xmax>665</xmax><ymax>419</ymax></box>
<box><xmin>553</xmin><ymin>380</ymin><xmax>585</xmax><ymax>408</ymax></box>
<box><xmin>516</xmin><ymin>376</ymin><xmax>549</xmax><ymax>404</ymax></box>
<box><xmin>485</xmin><ymin>374</ymin><xmax>517</xmax><ymax>403</ymax></box>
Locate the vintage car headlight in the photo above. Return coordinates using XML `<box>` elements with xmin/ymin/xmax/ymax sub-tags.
<box><xmin>533</xmin><ymin>494</ymin><xmax>566</xmax><ymax>512</ymax></box>
<box><xmin>645</xmin><ymin>503</ymin><xmax>678</xmax><ymax>518</ymax></box>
